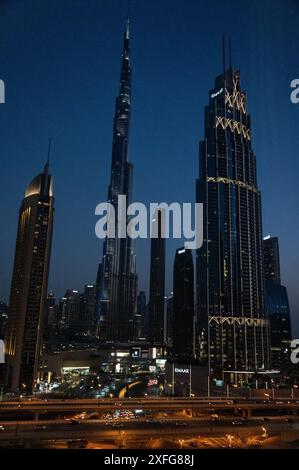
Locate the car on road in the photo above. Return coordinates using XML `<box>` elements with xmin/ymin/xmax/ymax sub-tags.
<box><xmin>211</xmin><ymin>414</ymin><xmax>219</xmax><ymax>421</ymax></box>
<box><xmin>34</xmin><ymin>425</ymin><xmax>46</xmax><ymax>431</ymax></box>
<box><xmin>67</xmin><ymin>439</ymin><xmax>88</xmax><ymax>449</ymax></box>
<box><xmin>0</xmin><ymin>426</ymin><xmax>5</xmax><ymax>432</ymax></box>
<box><xmin>201</xmin><ymin>441</ymin><xmax>210</xmax><ymax>447</ymax></box>
<box><xmin>189</xmin><ymin>442</ymin><xmax>198</xmax><ymax>447</ymax></box>
<box><xmin>250</xmin><ymin>441</ymin><xmax>262</xmax><ymax>448</ymax></box>
<box><xmin>285</xmin><ymin>417</ymin><xmax>294</xmax><ymax>423</ymax></box>
<box><xmin>232</xmin><ymin>420</ymin><xmax>244</xmax><ymax>425</ymax></box>
<box><xmin>70</xmin><ymin>420</ymin><xmax>81</xmax><ymax>425</ymax></box>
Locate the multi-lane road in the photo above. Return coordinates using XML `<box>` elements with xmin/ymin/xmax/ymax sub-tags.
<box><xmin>1</xmin><ymin>397</ymin><xmax>299</xmax><ymax>414</ymax></box>
<box><xmin>0</xmin><ymin>417</ymin><xmax>298</xmax><ymax>448</ymax></box>
<box><xmin>0</xmin><ymin>397</ymin><xmax>298</xmax><ymax>448</ymax></box>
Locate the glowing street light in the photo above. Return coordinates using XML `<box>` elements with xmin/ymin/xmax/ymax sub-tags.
<box><xmin>226</xmin><ymin>434</ymin><xmax>234</xmax><ymax>448</ymax></box>
<box><xmin>261</xmin><ymin>427</ymin><xmax>268</xmax><ymax>439</ymax></box>
<box><xmin>291</xmin><ymin>385</ymin><xmax>298</xmax><ymax>399</ymax></box>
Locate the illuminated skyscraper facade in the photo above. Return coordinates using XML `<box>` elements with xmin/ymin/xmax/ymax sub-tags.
<box><xmin>263</xmin><ymin>236</ymin><xmax>281</xmax><ymax>284</ymax></box>
<box><xmin>196</xmin><ymin>65</ymin><xmax>270</xmax><ymax>382</ymax></box>
<box><xmin>5</xmin><ymin>162</ymin><xmax>54</xmax><ymax>392</ymax></box>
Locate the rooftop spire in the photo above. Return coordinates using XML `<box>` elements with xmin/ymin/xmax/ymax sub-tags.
<box><xmin>44</xmin><ymin>138</ymin><xmax>51</xmax><ymax>174</ymax></box>
<box><xmin>222</xmin><ymin>34</ymin><xmax>226</xmax><ymax>74</ymax></box>
<box><xmin>126</xmin><ymin>16</ymin><xmax>130</xmax><ymax>40</ymax></box>
<box><xmin>126</xmin><ymin>0</ymin><xmax>131</xmax><ymax>39</ymax></box>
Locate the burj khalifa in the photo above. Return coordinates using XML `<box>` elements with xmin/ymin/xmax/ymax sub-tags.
<box><xmin>96</xmin><ymin>19</ymin><xmax>137</xmax><ymax>343</ymax></box>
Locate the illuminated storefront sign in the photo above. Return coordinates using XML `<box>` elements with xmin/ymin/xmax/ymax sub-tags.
<box><xmin>148</xmin><ymin>379</ymin><xmax>158</xmax><ymax>387</ymax></box>
<box><xmin>174</xmin><ymin>367</ymin><xmax>189</xmax><ymax>374</ymax></box>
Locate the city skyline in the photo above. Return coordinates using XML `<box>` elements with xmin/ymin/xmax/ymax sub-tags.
<box><xmin>0</xmin><ymin>0</ymin><xmax>298</xmax><ymax>335</ymax></box>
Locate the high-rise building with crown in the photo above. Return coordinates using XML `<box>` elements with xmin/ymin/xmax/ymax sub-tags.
<box><xmin>5</xmin><ymin>160</ymin><xmax>54</xmax><ymax>392</ymax></box>
<box><xmin>196</xmin><ymin>53</ymin><xmax>270</xmax><ymax>384</ymax></box>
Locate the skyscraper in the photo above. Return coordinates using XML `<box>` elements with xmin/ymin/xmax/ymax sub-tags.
<box><xmin>44</xmin><ymin>291</ymin><xmax>57</xmax><ymax>337</ymax></box>
<box><xmin>263</xmin><ymin>236</ymin><xmax>292</xmax><ymax>370</ymax></box>
<box><xmin>263</xmin><ymin>236</ymin><xmax>281</xmax><ymax>283</ymax></box>
<box><xmin>173</xmin><ymin>248</ymin><xmax>195</xmax><ymax>363</ymax></box>
<box><xmin>5</xmin><ymin>161</ymin><xmax>54</xmax><ymax>392</ymax></box>
<box><xmin>79</xmin><ymin>285</ymin><xmax>96</xmax><ymax>337</ymax></box>
<box><xmin>136</xmin><ymin>290</ymin><xmax>147</xmax><ymax>339</ymax></box>
<box><xmin>64</xmin><ymin>289</ymin><xmax>82</xmax><ymax>336</ymax></box>
<box><xmin>0</xmin><ymin>302</ymin><xmax>8</xmax><ymax>340</ymax></box>
<box><xmin>149</xmin><ymin>210</ymin><xmax>166</xmax><ymax>345</ymax></box>
<box><xmin>196</xmin><ymin>56</ymin><xmax>270</xmax><ymax>383</ymax></box>
<box><xmin>96</xmin><ymin>19</ymin><xmax>137</xmax><ymax>343</ymax></box>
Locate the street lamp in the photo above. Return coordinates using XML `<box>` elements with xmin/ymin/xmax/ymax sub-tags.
<box><xmin>261</xmin><ymin>427</ymin><xmax>268</xmax><ymax>439</ymax></box>
<box><xmin>226</xmin><ymin>434</ymin><xmax>234</xmax><ymax>448</ymax></box>
<box><xmin>291</xmin><ymin>385</ymin><xmax>298</xmax><ymax>399</ymax></box>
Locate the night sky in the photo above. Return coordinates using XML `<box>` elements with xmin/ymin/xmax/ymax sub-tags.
<box><xmin>0</xmin><ymin>0</ymin><xmax>298</xmax><ymax>335</ymax></box>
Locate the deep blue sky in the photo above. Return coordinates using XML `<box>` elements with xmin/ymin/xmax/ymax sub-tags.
<box><xmin>0</xmin><ymin>0</ymin><xmax>298</xmax><ymax>334</ymax></box>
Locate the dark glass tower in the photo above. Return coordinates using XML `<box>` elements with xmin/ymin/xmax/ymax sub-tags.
<box><xmin>263</xmin><ymin>236</ymin><xmax>281</xmax><ymax>284</ymax></box>
<box><xmin>5</xmin><ymin>162</ymin><xmax>54</xmax><ymax>392</ymax></box>
<box><xmin>263</xmin><ymin>236</ymin><xmax>292</xmax><ymax>370</ymax></box>
<box><xmin>149</xmin><ymin>210</ymin><xmax>166</xmax><ymax>345</ymax></box>
<box><xmin>96</xmin><ymin>19</ymin><xmax>137</xmax><ymax>342</ymax></box>
<box><xmin>173</xmin><ymin>248</ymin><xmax>195</xmax><ymax>363</ymax></box>
<box><xmin>136</xmin><ymin>291</ymin><xmax>147</xmax><ymax>339</ymax></box>
<box><xmin>196</xmin><ymin>63</ymin><xmax>270</xmax><ymax>382</ymax></box>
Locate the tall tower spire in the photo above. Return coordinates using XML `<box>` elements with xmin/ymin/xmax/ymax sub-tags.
<box><xmin>126</xmin><ymin>0</ymin><xmax>131</xmax><ymax>39</ymax></box>
<box><xmin>96</xmin><ymin>18</ymin><xmax>137</xmax><ymax>343</ymax></box>
<box><xmin>44</xmin><ymin>138</ymin><xmax>51</xmax><ymax>174</ymax></box>
<box><xmin>222</xmin><ymin>34</ymin><xmax>226</xmax><ymax>73</ymax></box>
<box><xmin>126</xmin><ymin>15</ymin><xmax>130</xmax><ymax>40</ymax></box>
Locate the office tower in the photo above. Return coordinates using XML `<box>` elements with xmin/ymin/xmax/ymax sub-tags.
<box><xmin>149</xmin><ymin>210</ymin><xmax>166</xmax><ymax>345</ymax></box>
<box><xmin>263</xmin><ymin>236</ymin><xmax>281</xmax><ymax>283</ymax></box>
<box><xmin>0</xmin><ymin>302</ymin><xmax>8</xmax><ymax>339</ymax></box>
<box><xmin>44</xmin><ymin>291</ymin><xmax>58</xmax><ymax>337</ymax></box>
<box><xmin>173</xmin><ymin>248</ymin><xmax>195</xmax><ymax>362</ymax></box>
<box><xmin>5</xmin><ymin>161</ymin><xmax>54</xmax><ymax>392</ymax></box>
<box><xmin>166</xmin><ymin>294</ymin><xmax>173</xmax><ymax>347</ymax></box>
<box><xmin>136</xmin><ymin>291</ymin><xmax>147</xmax><ymax>339</ymax></box>
<box><xmin>57</xmin><ymin>296</ymin><xmax>68</xmax><ymax>333</ymax></box>
<box><xmin>263</xmin><ymin>236</ymin><xmax>292</xmax><ymax>370</ymax></box>
<box><xmin>79</xmin><ymin>285</ymin><xmax>96</xmax><ymax>337</ymax></box>
<box><xmin>94</xmin><ymin>262</ymin><xmax>102</xmax><ymax>336</ymax></box>
<box><xmin>96</xmin><ymin>19</ymin><xmax>137</xmax><ymax>342</ymax></box>
<box><xmin>64</xmin><ymin>289</ymin><xmax>80</xmax><ymax>336</ymax></box>
<box><xmin>196</xmin><ymin>54</ymin><xmax>270</xmax><ymax>383</ymax></box>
